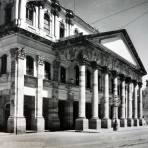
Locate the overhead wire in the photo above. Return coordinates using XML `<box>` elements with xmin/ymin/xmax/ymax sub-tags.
<box><xmin>91</xmin><ymin>0</ymin><xmax>148</xmax><ymax>25</ymax></box>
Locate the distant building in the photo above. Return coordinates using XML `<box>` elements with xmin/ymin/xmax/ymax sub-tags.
<box><xmin>0</xmin><ymin>0</ymin><xmax>146</xmax><ymax>134</ymax></box>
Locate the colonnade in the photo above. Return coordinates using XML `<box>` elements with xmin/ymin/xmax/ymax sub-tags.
<box><xmin>75</xmin><ymin>63</ymin><xmax>145</xmax><ymax>130</ymax></box>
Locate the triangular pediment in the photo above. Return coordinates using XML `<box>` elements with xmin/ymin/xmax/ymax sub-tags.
<box><xmin>100</xmin><ymin>37</ymin><xmax>137</xmax><ymax>66</ymax></box>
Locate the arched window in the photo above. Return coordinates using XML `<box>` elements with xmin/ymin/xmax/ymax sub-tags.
<box><xmin>1</xmin><ymin>54</ymin><xmax>7</xmax><ymax>74</ymax></box>
<box><xmin>26</xmin><ymin>3</ymin><xmax>35</xmax><ymax>25</ymax></box>
<box><xmin>26</xmin><ymin>56</ymin><xmax>34</xmax><ymax>76</ymax></box>
<box><xmin>44</xmin><ymin>62</ymin><xmax>51</xmax><ymax>80</ymax></box>
<box><xmin>86</xmin><ymin>69</ymin><xmax>91</xmax><ymax>89</ymax></box>
<box><xmin>59</xmin><ymin>22</ymin><xmax>65</xmax><ymax>38</ymax></box>
<box><xmin>74</xmin><ymin>65</ymin><xmax>79</xmax><ymax>86</ymax></box>
<box><xmin>60</xmin><ymin>66</ymin><xmax>66</xmax><ymax>83</ymax></box>
<box><xmin>44</xmin><ymin>13</ymin><xmax>51</xmax><ymax>33</ymax></box>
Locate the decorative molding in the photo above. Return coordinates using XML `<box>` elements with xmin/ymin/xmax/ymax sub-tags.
<box><xmin>10</xmin><ymin>48</ymin><xmax>25</xmax><ymax>60</ymax></box>
<box><xmin>37</xmin><ymin>55</ymin><xmax>44</xmax><ymax>65</ymax></box>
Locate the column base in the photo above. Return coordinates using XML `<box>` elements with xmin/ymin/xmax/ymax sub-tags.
<box><xmin>89</xmin><ymin>118</ymin><xmax>101</xmax><ymax>130</ymax></box>
<box><xmin>134</xmin><ymin>118</ymin><xmax>139</xmax><ymax>126</ymax></box>
<box><xmin>120</xmin><ymin>118</ymin><xmax>127</xmax><ymax>127</ymax></box>
<box><xmin>139</xmin><ymin>118</ymin><xmax>146</xmax><ymax>126</ymax></box>
<box><xmin>101</xmin><ymin>118</ymin><xmax>111</xmax><ymax>128</ymax></box>
<box><xmin>33</xmin><ymin>117</ymin><xmax>45</xmax><ymax>132</ymax></box>
<box><xmin>75</xmin><ymin>118</ymin><xmax>88</xmax><ymax>131</ymax></box>
<box><xmin>7</xmin><ymin>116</ymin><xmax>26</xmax><ymax>134</ymax></box>
<box><xmin>127</xmin><ymin>118</ymin><xmax>134</xmax><ymax>127</ymax></box>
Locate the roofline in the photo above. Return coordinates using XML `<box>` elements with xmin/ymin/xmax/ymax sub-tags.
<box><xmin>85</xmin><ymin>29</ymin><xmax>147</xmax><ymax>75</ymax></box>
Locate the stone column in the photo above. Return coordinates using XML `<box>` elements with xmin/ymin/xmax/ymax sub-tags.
<box><xmin>75</xmin><ymin>63</ymin><xmax>88</xmax><ymax>130</ymax></box>
<box><xmin>101</xmin><ymin>67</ymin><xmax>111</xmax><ymax>128</ymax></box>
<box><xmin>18</xmin><ymin>0</ymin><xmax>27</xmax><ymax>27</ymax></box>
<box><xmin>125</xmin><ymin>84</ymin><xmax>128</xmax><ymax>119</ymax></box>
<box><xmin>34</xmin><ymin>56</ymin><xmax>45</xmax><ymax>132</ymax></box>
<box><xmin>133</xmin><ymin>80</ymin><xmax>139</xmax><ymax>126</ymax></box>
<box><xmin>112</xmin><ymin>71</ymin><xmax>120</xmax><ymax>127</ymax></box>
<box><xmin>138</xmin><ymin>82</ymin><xmax>145</xmax><ymax>126</ymax></box>
<box><xmin>89</xmin><ymin>62</ymin><xmax>101</xmax><ymax>130</ymax></box>
<box><xmin>7</xmin><ymin>48</ymin><xmax>26</xmax><ymax>134</ymax></box>
<box><xmin>120</xmin><ymin>75</ymin><xmax>127</xmax><ymax>127</ymax></box>
<box><xmin>127</xmin><ymin>78</ymin><xmax>134</xmax><ymax>126</ymax></box>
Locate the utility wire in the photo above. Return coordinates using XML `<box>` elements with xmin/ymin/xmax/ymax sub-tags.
<box><xmin>122</xmin><ymin>9</ymin><xmax>148</xmax><ymax>28</ymax></box>
<box><xmin>91</xmin><ymin>1</ymin><xmax>148</xmax><ymax>25</ymax></box>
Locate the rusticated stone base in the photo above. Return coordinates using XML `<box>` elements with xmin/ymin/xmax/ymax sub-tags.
<box><xmin>75</xmin><ymin>118</ymin><xmax>88</xmax><ymax>131</ymax></box>
<box><xmin>33</xmin><ymin>117</ymin><xmax>45</xmax><ymax>132</ymax></box>
<box><xmin>89</xmin><ymin>118</ymin><xmax>101</xmax><ymax>130</ymax></box>
<box><xmin>127</xmin><ymin>118</ymin><xmax>134</xmax><ymax>127</ymax></box>
<box><xmin>139</xmin><ymin>118</ymin><xmax>146</xmax><ymax>126</ymax></box>
<box><xmin>120</xmin><ymin>118</ymin><xmax>127</xmax><ymax>127</ymax></box>
<box><xmin>134</xmin><ymin>118</ymin><xmax>139</xmax><ymax>126</ymax></box>
<box><xmin>7</xmin><ymin>116</ymin><xmax>26</xmax><ymax>134</ymax></box>
<box><xmin>101</xmin><ymin>118</ymin><xmax>111</xmax><ymax>128</ymax></box>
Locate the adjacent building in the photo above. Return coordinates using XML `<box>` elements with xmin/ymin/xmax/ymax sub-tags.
<box><xmin>0</xmin><ymin>0</ymin><xmax>146</xmax><ymax>133</ymax></box>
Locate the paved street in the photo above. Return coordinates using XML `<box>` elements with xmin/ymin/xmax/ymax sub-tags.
<box><xmin>1</xmin><ymin>126</ymin><xmax>148</xmax><ymax>148</ymax></box>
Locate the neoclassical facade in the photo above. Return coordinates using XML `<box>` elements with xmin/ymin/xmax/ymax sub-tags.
<box><xmin>0</xmin><ymin>0</ymin><xmax>146</xmax><ymax>133</ymax></box>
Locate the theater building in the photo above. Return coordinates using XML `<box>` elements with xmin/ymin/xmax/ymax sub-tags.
<box><xmin>0</xmin><ymin>0</ymin><xmax>146</xmax><ymax>133</ymax></box>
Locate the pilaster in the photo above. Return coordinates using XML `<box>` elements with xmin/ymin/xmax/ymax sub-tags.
<box><xmin>18</xmin><ymin>0</ymin><xmax>27</xmax><ymax>27</ymax></box>
<box><xmin>7</xmin><ymin>48</ymin><xmax>26</xmax><ymax>134</ymax></box>
<box><xmin>34</xmin><ymin>55</ymin><xmax>45</xmax><ymax>132</ymax></box>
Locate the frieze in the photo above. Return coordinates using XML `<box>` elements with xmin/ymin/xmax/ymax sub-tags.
<box><xmin>55</xmin><ymin>44</ymin><xmax>141</xmax><ymax>81</ymax></box>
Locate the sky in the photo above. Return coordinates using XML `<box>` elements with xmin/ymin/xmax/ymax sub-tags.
<box><xmin>59</xmin><ymin>0</ymin><xmax>148</xmax><ymax>87</ymax></box>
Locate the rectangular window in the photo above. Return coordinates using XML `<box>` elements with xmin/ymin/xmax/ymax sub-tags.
<box><xmin>60</xmin><ymin>66</ymin><xmax>66</xmax><ymax>83</ymax></box>
<box><xmin>26</xmin><ymin>6</ymin><xmax>34</xmax><ymax>25</ymax></box>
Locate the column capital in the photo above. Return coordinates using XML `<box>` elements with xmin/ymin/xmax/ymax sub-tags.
<box><xmin>102</xmin><ymin>66</ymin><xmax>109</xmax><ymax>73</ymax></box>
<box><xmin>111</xmin><ymin>70</ymin><xmax>118</xmax><ymax>78</ymax></box>
<box><xmin>119</xmin><ymin>74</ymin><xmax>125</xmax><ymax>81</ymax></box>
<box><xmin>37</xmin><ymin>55</ymin><xmax>44</xmax><ymax>65</ymax></box>
<box><xmin>125</xmin><ymin>77</ymin><xmax>131</xmax><ymax>84</ymax></box>
<box><xmin>132</xmin><ymin>80</ymin><xmax>138</xmax><ymax>87</ymax></box>
<box><xmin>10</xmin><ymin>48</ymin><xmax>25</xmax><ymax>60</ymax></box>
<box><xmin>138</xmin><ymin>82</ymin><xmax>143</xmax><ymax>88</ymax></box>
<box><xmin>91</xmin><ymin>61</ymin><xmax>98</xmax><ymax>70</ymax></box>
